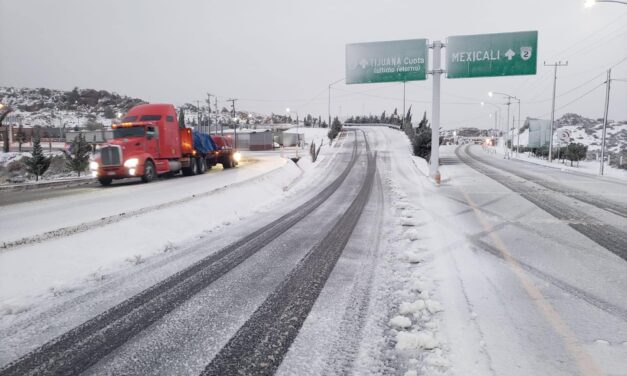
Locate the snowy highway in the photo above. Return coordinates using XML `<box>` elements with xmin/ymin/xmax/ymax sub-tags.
<box><xmin>1</xmin><ymin>127</ymin><xmax>627</xmax><ymax>375</ymax></box>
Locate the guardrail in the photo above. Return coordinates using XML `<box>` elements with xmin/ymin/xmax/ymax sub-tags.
<box><xmin>343</xmin><ymin>123</ymin><xmax>401</xmax><ymax>130</ymax></box>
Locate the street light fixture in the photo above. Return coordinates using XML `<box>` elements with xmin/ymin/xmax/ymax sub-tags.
<box><xmin>585</xmin><ymin>0</ymin><xmax>627</xmax><ymax>7</ymax></box>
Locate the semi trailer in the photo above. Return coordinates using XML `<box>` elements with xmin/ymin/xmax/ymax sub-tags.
<box><xmin>90</xmin><ymin>103</ymin><xmax>239</xmax><ymax>186</ymax></box>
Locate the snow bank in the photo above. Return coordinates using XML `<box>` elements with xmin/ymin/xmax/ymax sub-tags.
<box><xmin>411</xmin><ymin>156</ymin><xmax>430</xmax><ymax>177</ymax></box>
<box><xmin>0</xmin><ymin>157</ymin><xmax>303</xmax><ymax>315</ymax></box>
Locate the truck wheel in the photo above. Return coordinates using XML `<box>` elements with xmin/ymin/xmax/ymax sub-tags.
<box><xmin>190</xmin><ymin>158</ymin><xmax>198</xmax><ymax>175</ymax></box>
<box><xmin>141</xmin><ymin>160</ymin><xmax>156</xmax><ymax>183</ymax></box>
<box><xmin>197</xmin><ymin>157</ymin><xmax>207</xmax><ymax>174</ymax></box>
<box><xmin>222</xmin><ymin>156</ymin><xmax>232</xmax><ymax>169</ymax></box>
<box><xmin>98</xmin><ymin>178</ymin><xmax>112</xmax><ymax>186</ymax></box>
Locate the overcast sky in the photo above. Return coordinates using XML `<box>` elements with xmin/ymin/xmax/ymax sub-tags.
<box><xmin>1</xmin><ymin>0</ymin><xmax>626</xmax><ymax>129</ymax></box>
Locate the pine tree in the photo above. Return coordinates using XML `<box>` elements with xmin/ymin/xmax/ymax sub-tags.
<box><xmin>25</xmin><ymin>132</ymin><xmax>51</xmax><ymax>181</ymax></box>
<box><xmin>403</xmin><ymin>105</ymin><xmax>413</xmax><ymax>134</ymax></box>
<box><xmin>17</xmin><ymin>123</ymin><xmax>26</xmax><ymax>152</ymax></box>
<box><xmin>327</xmin><ymin>117</ymin><xmax>343</xmax><ymax>142</ymax></box>
<box><xmin>103</xmin><ymin>106</ymin><xmax>115</xmax><ymax>119</ymax></box>
<box><xmin>65</xmin><ymin>133</ymin><xmax>92</xmax><ymax>177</ymax></box>
<box><xmin>411</xmin><ymin>111</ymin><xmax>433</xmax><ymax>160</ymax></box>
<box><xmin>67</xmin><ymin>87</ymin><xmax>80</xmax><ymax>105</ymax></box>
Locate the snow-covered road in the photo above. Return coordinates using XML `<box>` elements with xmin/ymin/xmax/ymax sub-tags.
<box><xmin>1</xmin><ymin>126</ymin><xmax>626</xmax><ymax>375</ymax></box>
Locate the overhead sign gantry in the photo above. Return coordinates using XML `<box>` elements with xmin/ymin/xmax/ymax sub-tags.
<box><xmin>345</xmin><ymin>31</ymin><xmax>538</xmax><ymax>182</ymax></box>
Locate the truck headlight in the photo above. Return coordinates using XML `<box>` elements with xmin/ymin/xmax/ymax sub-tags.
<box><xmin>89</xmin><ymin>161</ymin><xmax>99</xmax><ymax>170</ymax></box>
<box><xmin>124</xmin><ymin>158</ymin><xmax>139</xmax><ymax>168</ymax></box>
<box><xmin>233</xmin><ymin>152</ymin><xmax>241</xmax><ymax>162</ymax></box>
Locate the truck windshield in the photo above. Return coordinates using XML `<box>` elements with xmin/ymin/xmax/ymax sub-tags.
<box><xmin>112</xmin><ymin>127</ymin><xmax>144</xmax><ymax>139</ymax></box>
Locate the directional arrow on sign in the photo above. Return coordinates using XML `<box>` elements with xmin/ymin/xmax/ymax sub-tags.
<box><xmin>505</xmin><ymin>49</ymin><xmax>515</xmax><ymax>60</ymax></box>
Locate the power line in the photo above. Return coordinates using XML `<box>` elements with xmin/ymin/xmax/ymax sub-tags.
<box><xmin>530</xmin><ymin>82</ymin><xmax>604</xmax><ymax>119</ymax></box>
<box><xmin>513</xmin><ymin>11</ymin><xmax>627</xmax><ymax>93</ymax></box>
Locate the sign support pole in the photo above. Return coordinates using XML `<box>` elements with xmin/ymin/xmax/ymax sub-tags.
<box><xmin>429</xmin><ymin>41</ymin><xmax>443</xmax><ymax>183</ymax></box>
<box><xmin>402</xmin><ymin>81</ymin><xmax>406</xmax><ymax>128</ymax></box>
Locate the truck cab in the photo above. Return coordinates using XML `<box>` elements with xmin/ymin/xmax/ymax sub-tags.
<box><xmin>91</xmin><ymin>104</ymin><xmax>184</xmax><ymax>185</ymax></box>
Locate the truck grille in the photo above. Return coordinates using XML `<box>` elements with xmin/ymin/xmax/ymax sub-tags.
<box><xmin>100</xmin><ymin>146</ymin><xmax>121</xmax><ymax>166</ymax></box>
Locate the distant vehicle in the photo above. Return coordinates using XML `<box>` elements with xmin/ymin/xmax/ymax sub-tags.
<box><xmin>90</xmin><ymin>103</ymin><xmax>240</xmax><ymax>186</ymax></box>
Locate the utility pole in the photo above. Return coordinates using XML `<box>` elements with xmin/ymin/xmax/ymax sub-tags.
<box><xmin>504</xmin><ymin>98</ymin><xmax>511</xmax><ymax>159</ymax></box>
<box><xmin>544</xmin><ymin>61</ymin><xmax>568</xmax><ymax>162</ymax></box>
<box><xmin>516</xmin><ymin>99</ymin><xmax>521</xmax><ymax>158</ymax></box>
<box><xmin>214</xmin><ymin>96</ymin><xmax>221</xmax><ymax>136</ymax></box>
<box><xmin>196</xmin><ymin>100</ymin><xmax>201</xmax><ymax>132</ymax></box>
<box><xmin>600</xmin><ymin>69</ymin><xmax>611</xmax><ymax>175</ymax></box>
<box><xmin>228</xmin><ymin>98</ymin><xmax>237</xmax><ymax>148</ymax></box>
<box><xmin>206</xmin><ymin>93</ymin><xmax>213</xmax><ymax>135</ymax></box>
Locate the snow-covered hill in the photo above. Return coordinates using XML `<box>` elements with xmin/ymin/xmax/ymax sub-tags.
<box><xmin>0</xmin><ymin>87</ymin><xmax>146</xmax><ymax>129</ymax></box>
<box><xmin>0</xmin><ymin>87</ymin><xmax>279</xmax><ymax>130</ymax></box>
<box><xmin>518</xmin><ymin>113</ymin><xmax>627</xmax><ymax>158</ymax></box>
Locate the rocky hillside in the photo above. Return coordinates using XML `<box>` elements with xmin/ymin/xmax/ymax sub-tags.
<box><xmin>517</xmin><ymin>113</ymin><xmax>627</xmax><ymax>166</ymax></box>
<box><xmin>0</xmin><ymin>87</ymin><xmax>146</xmax><ymax>130</ymax></box>
<box><xmin>0</xmin><ymin>87</ymin><xmax>271</xmax><ymax>130</ymax></box>
<box><xmin>553</xmin><ymin>113</ymin><xmax>626</xmax><ymax>155</ymax></box>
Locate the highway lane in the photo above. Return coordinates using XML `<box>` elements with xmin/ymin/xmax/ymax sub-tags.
<box><xmin>1</xmin><ymin>130</ymin><xmax>383</xmax><ymax>375</ymax></box>
<box><xmin>435</xmin><ymin>144</ymin><xmax>627</xmax><ymax>375</ymax></box>
<box><xmin>459</xmin><ymin>145</ymin><xmax>627</xmax><ymax>260</ymax></box>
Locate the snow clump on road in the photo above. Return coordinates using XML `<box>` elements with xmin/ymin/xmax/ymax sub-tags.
<box><xmin>381</xmin><ymin>176</ymin><xmax>450</xmax><ymax>375</ymax></box>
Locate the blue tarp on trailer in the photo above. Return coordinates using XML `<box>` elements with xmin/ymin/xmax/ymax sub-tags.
<box><xmin>192</xmin><ymin>131</ymin><xmax>218</xmax><ymax>154</ymax></box>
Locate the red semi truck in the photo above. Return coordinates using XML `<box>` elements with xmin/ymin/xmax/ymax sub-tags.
<box><xmin>90</xmin><ymin>103</ymin><xmax>240</xmax><ymax>186</ymax></box>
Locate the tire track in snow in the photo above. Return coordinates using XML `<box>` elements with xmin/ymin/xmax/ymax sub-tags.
<box><xmin>321</xmin><ymin>165</ymin><xmax>384</xmax><ymax>376</ymax></box>
<box><xmin>201</xmin><ymin>133</ymin><xmax>376</xmax><ymax>376</ymax></box>
<box><xmin>467</xmin><ymin>148</ymin><xmax>627</xmax><ymax>219</ymax></box>
<box><xmin>0</xmin><ymin>134</ymin><xmax>361</xmax><ymax>376</ymax></box>
<box><xmin>457</xmin><ymin>145</ymin><xmax>627</xmax><ymax>262</ymax></box>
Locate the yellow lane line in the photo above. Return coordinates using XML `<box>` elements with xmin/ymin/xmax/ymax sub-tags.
<box><xmin>459</xmin><ymin>188</ymin><xmax>604</xmax><ymax>376</ymax></box>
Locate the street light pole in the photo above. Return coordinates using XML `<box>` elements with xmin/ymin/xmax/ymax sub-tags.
<box><xmin>489</xmin><ymin>92</ymin><xmax>519</xmax><ymax>159</ymax></box>
<box><xmin>228</xmin><ymin>98</ymin><xmax>237</xmax><ymax>148</ymax></box>
<box><xmin>481</xmin><ymin>101</ymin><xmax>501</xmax><ymax>138</ymax></box>
<box><xmin>328</xmin><ymin>78</ymin><xmax>344</xmax><ymax>128</ymax></box>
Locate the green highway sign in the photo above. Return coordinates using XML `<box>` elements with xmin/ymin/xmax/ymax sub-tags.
<box><xmin>446</xmin><ymin>31</ymin><xmax>538</xmax><ymax>78</ymax></box>
<box><xmin>346</xmin><ymin>39</ymin><xmax>428</xmax><ymax>84</ymax></box>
